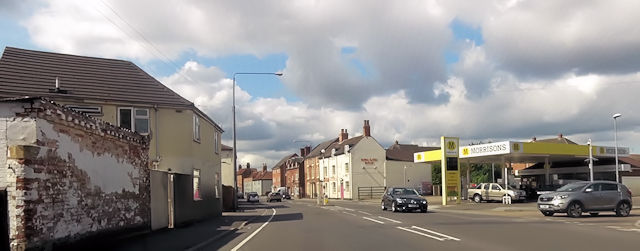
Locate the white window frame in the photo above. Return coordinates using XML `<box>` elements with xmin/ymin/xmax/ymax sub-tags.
<box><xmin>193</xmin><ymin>114</ymin><xmax>201</xmax><ymax>143</ymax></box>
<box><xmin>214</xmin><ymin>132</ymin><xmax>219</xmax><ymax>153</ymax></box>
<box><xmin>117</xmin><ymin>107</ymin><xmax>150</xmax><ymax>135</ymax></box>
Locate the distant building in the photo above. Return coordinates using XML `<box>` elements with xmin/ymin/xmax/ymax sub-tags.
<box><xmin>304</xmin><ymin>138</ymin><xmax>338</xmax><ymax>198</ymax></box>
<box><xmin>285</xmin><ymin>148</ymin><xmax>308</xmax><ymax>198</ymax></box>
<box><xmin>272</xmin><ymin>153</ymin><xmax>298</xmax><ymax>191</ymax></box>
<box><xmin>221</xmin><ymin>144</ymin><xmax>234</xmax><ymax>187</ymax></box>
<box><xmin>250</xmin><ymin>164</ymin><xmax>273</xmax><ymax>195</ymax></box>
<box><xmin>385</xmin><ymin>141</ymin><xmax>438</xmax><ymax>192</ymax></box>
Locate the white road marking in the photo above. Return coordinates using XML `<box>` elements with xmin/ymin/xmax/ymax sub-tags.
<box><xmin>231</xmin><ymin>208</ymin><xmax>276</xmax><ymax>251</ymax></box>
<box><xmin>635</xmin><ymin>220</ymin><xmax>640</xmax><ymax>228</ymax></box>
<box><xmin>617</xmin><ymin>228</ymin><xmax>640</xmax><ymax>232</ymax></box>
<box><xmin>411</xmin><ymin>226</ymin><xmax>461</xmax><ymax>241</ymax></box>
<box><xmin>343</xmin><ymin>211</ymin><xmax>357</xmax><ymax>217</ymax></box>
<box><xmin>342</xmin><ymin>207</ymin><xmax>355</xmax><ymax>211</ymax></box>
<box><xmin>358</xmin><ymin>211</ymin><xmax>372</xmax><ymax>215</ymax></box>
<box><xmin>362</xmin><ymin>217</ymin><xmax>385</xmax><ymax>224</ymax></box>
<box><xmin>606</xmin><ymin>226</ymin><xmax>622</xmax><ymax>229</ymax></box>
<box><xmin>396</xmin><ymin>227</ymin><xmax>446</xmax><ymax>241</ymax></box>
<box><xmin>378</xmin><ymin>216</ymin><xmax>402</xmax><ymax>223</ymax></box>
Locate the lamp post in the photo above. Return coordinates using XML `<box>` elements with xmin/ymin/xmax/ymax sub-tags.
<box><xmin>232</xmin><ymin>72</ymin><xmax>282</xmax><ymax>211</ymax></box>
<box><xmin>613</xmin><ymin>113</ymin><xmax>622</xmax><ymax>183</ymax></box>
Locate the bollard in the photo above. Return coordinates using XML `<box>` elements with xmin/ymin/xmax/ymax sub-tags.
<box><xmin>502</xmin><ymin>195</ymin><xmax>512</xmax><ymax>204</ymax></box>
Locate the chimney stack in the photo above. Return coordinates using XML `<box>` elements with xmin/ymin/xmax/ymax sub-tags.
<box><xmin>339</xmin><ymin>129</ymin><xmax>349</xmax><ymax>143</ymax></box>
<box><xmin>305</xmin><ymin>146</ymin><xmax>311</xmax><ymax>156</ymax></box>
<box><xmin>363</xmin><ymin>120</ymin><xmax>371</xmax><ymax>137</ymax></box>
<box><xmin>558</xmin><ymin>133</ymin><xmax>563</xmax><ymax>138</ymax></box>
<box><xmin>246</xmin><ymin>162</ymin><xmax>251</xmax><ymax>169</ymax></box>
<box><xmin>263</xmin><ymin>163</ymin><xmax>267</xmax><ymax>172</ymax></box>
<box><xmin>300</xmin><ymin>147</ymin><xmax>306</xmax><ymax>157</ymax></box>
<box><xmin>532</xmin><ymin>136</ymin><xmax>537</xmax><ymax>142</ymax></box>
<box><xmin>238</xmin><ymin>164</ymin><xmax>242</xmax><ymax>170</ymax></box>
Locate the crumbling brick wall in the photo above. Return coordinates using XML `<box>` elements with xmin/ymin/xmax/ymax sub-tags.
<box><xmin>1</xmin><ymin>98</ymin><xmax>149</xmax><ymax>251</ymax></box>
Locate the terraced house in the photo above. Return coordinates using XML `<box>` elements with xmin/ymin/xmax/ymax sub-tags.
<box><xmin>0</xmin><ymin>47</ymin><xmax>224</xmax><ymax>232</ymax></box>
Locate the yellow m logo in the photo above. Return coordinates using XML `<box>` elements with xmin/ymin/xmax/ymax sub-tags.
<box><xmin>447</xmin><ymin>141</ymin><xmax>457</xmax><ymax>150</ymax></box>
<box><xmin>462</xmin><ymin>148</ymin><xmax>469</xmax><ymax>155</ymax></box>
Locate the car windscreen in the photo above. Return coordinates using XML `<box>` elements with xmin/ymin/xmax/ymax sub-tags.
<box><xmin>393</xmin><ymin>188</ymin><xmax>419</xmax><ymax>196</ymax></box>
<box><xmin>556</xmin><ymin>182</ymin><xmax>588</xmax><ymax>192</ymax></box>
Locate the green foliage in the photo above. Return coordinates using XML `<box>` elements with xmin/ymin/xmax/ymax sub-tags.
<box><xmin>431</xmin><ymin>163</ymin><xmax>441</xmax><ymax>185</ymax></box>
<box><xmin>447</xmin><ymin>190</ymin><xmax>459</xmax><ymax>197</ymax></box>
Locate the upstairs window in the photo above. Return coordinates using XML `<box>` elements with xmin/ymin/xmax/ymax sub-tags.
<box><xmin>193</xmin><ymin>169</ymin><xmax>201</xmax><ymax>200</ymax></box>
<box><xmin>118</xmin><ymin>107</ymin><xmax>149</xmax><ymax>135</ymax></box>
<box><xmin>345</xmin><ymin>163</ymin><xmax>349</xmax><ymax>174</ymax></box>
<box><xmin>193</xmin><ymin>115</ymin><xmax>201</xmax><ymax>142</ymax></box>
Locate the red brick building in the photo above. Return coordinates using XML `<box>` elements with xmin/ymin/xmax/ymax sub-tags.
<box><xmin>304</xmin><ymin>138</ymin><xmax>338</xmax><ymax>198</ymax></box>
<box><xmin>272</xmin><ymin>153</ymin><xmax>297</xmax><ymax>190</ymax></box>
<box><xmin>236</xmin><ymin>163</ymin><xmax>256</xmax><ymax>194</ymax></box>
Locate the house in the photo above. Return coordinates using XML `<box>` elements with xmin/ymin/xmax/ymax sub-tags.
<box><xmin>272</xmin><ymin>153</ymin><xmax>298</xmax><ymax>191</ymax></box>
<box><xmin>0</xmin><ymin>97</ymin><xmax>149</xmax><ymax>250</ymax></box>
<box><xmin>385</xmin><ymin>141</ymin><xmax>438</xmax><ymax>192</ymax></box>
<box><xmin>237</xmin><ymin>163</ymin><xmax>256</xmax><ymax>195</ymax></box>
<box><xmin>320</xmin><ymin>120</ymin><xmax>386</xmax><ymax>199</ymax></box>
<box><xmin>249</xmin><ymin>164</ymin><xmax>273</xmax><ymax>196</ymax></box>
<box><xmin>318</xmin><ymin>120</ymin><xmax>435</xmax><ymax>200</ymax></box>
<box><xmin>220</xmin><ymin>144</ymin><xmax>234</xmax><ymax>187</ymax></box>
<box><xmin>285</xmin><ymin>151</ymin><xmax>306</xmax><ymax>198</ymax></box>
<box><xmin>0</xmin><ymin>47</ymin><xmax>224</xmax><ymax>231</ymax></box>
<box><xmin>304</xmin><ymin>139</ymin><xmax>337</xmax><ymax>198</ymax></box>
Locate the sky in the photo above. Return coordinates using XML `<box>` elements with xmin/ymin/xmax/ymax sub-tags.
<box><xmin>1</xmin><ymin>0</ymin><xmax>639</xmax><ymax>167</ymax></box>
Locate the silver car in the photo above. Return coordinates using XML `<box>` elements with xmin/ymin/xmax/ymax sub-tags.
<box><xmin>537</xmin><ymin>181</ymin><xmax>632</xmax><ymax>217</ymax></box>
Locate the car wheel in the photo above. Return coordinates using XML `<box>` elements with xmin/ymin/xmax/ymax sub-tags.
<box><xmin>616</xmin><ymin>202</ymin><xmax>631</xmax><ymax>217</ymax></box>
<box><xmin>567</xmin><ymin>202</ymin><xmax>583</xmax><ymax>218</ymax></box>
<box><xmin>392</xmin><ymin>201</ymin><xmax>398</xmax><ymax>212</ymax></box>
<box><xmin>381</xmin><ymin>201</ymin><xmax>387</xmax><ymax>211</ymax></box>
<box><xmin>589</xmin><ymin>212</ymin><xmax>599</xmax><ymax>216</ymax></box>
<box><xmin>473</xmin><ymin>194</ymin><xmax>482</xmax><ymax>203</ymax></box>
<box><xmin>541</xmin><ymin>211</ymin><xmax>554</xmax><ymax>217</ymax></box>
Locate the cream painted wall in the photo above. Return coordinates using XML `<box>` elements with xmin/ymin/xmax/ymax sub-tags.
<box><xmin>385</xmin><ymin>161</ymin><xmax>432</xmax><ymax>189</ymax></box>
<box><xmin>351</xmin><ymin>137</ymin><xmax>386</xmax><ymax>196</ymax></box>
<box><xmin>221</xmin><ymin>149</ymin><xmax>234</xmax><ymax>186</ymax></box>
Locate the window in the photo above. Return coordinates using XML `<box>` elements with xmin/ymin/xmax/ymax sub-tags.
<box><xmin>601</xmin><ymin>183</ymin><xmax>618</xmax><ymax>191</ymax></box>
<box><xmin>193</xmin><ymin>115</ymin><xmax>200</xmax><ymax>142</ymax></box>
<box><xmin>193</xmin><ymin>169</ymin><xmax>201</xmax><ymax>200</ymax></box>
<box><xmin>332</xmin><ymin>182</ymin><xmax>336</xmax><ymax>193</ymax></box>
<box><xmin>118</xmin><ymin>107</ymin><xmax>149</xmax><ymax>134</ymax></box>
<box><xmin>324</xmin><ymin>166</ymin><xmax>327</xmax><ymax>177</ymax></box>
<box><xmin>214</xmin><ymin>172</ymin><xmax>220</xmax><ymax>198</ymax></box>
<box><xmin>332</xmin><ymin>165</ymin><xmax>336</xmax><ymax>175</ymax></box>
<box><xmin>491</xmin><ymin>184</ymin><xmax>501</xmax><ymax>191</ymax></box>
<box><xmin>214</xmin><ymin>132</ymin><xmax>219</xmax><ymax>153</ymax></box>
<box><xmin>344</xmin><ymin>163</ymin><xmax>349</xmax><ymax>174</ymax></box>
<box><xmin>345</xmin><ymin>181</ymin><xmax>350</xmax><ymax>192</ymax></box>
<box><xmin>483</xmin><ymin>184</ymin><xmax>489</xmax><ymax>191</ymax></box>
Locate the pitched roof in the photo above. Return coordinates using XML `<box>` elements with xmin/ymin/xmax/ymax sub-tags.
<box><xmin>386</xmin><ymin>141</ymin><xmax>439</xmax><ymax>161</ymax></box>
<box><xmin>221</xmin><ymin>144</ymin><xmax>233</xmax><ymax>151</ymax></box>
<box><xmin>306</xmin><ymin>138</ymin><xmax>339</xmax><ymax>158</ymax></box>
<box><xmin>0</xmin><ymin>47</ymin><xmax>222</xmax><ymax>131</ymax></box>
<box><xmin>272</xmin><ymin>153</ymin><xmax>298</xmax><ymax>170</ymax></box>
<box><xmin>621</xmin><ymin>154</ymin><xmax>640</xmax><ymax>168</ymax></box>
<box><xmin>533</xmin><ymin>136</ymin><xmax>577</xmax><ymax>144</ymax></box>
<box><xmin>254</xmin><ymin>171</ymin><xmax>273</xmax><ymax>180</ymax></box>
<box><xmin>322</xmin><ymin>135</ymin><xmax>365</xmax><ymax>157</ymax></box>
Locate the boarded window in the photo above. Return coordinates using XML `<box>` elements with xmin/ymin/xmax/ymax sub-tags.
<box><xmin>193</xmin><ymin>169</ymin><xmax>201</xmax><ymax>200</ymax></box>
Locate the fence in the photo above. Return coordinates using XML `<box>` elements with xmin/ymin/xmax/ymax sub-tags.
<box><xmin>357</xmin><ymin>186</ymin><xmax>386</xmax><ymax>200</ymax></box>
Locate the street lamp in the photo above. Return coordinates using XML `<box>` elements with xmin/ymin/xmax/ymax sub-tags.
<box><xmin>232</xmin><ymin>72</ymin><xmax>283</xmax><ymax>211</ymax></box>
<box><xmin>613</xmin><ymin>113</ymin><xmax>622</xmax><ymax>183</ymax></box>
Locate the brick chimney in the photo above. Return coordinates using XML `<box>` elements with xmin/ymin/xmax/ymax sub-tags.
<box><xmin>305</xmin><ymin>146</ymin><xmax>311</xmax><ymax>156</ymax></box>
<box><xmin>531</xmin><ymin>136</ymin><xmax>537</xmax><ymax>142</ymax></box>
<box><xmin>558</xmin><ymin>133</ymin><xmax>563</xmax><ymax>138</ymax></box>
<box><xmin>263</xmin><ymin>163</ymin><xmax>267</xmax><ymax>172</ymax></box>
<box><xmin>300</xmin><ymin>147</ymin><xmax>306</xmax><ymax>157</ymax></box>
<box><xmin>339</xmin><ymin>129</ymin><xmax>349</xmax><ymax>143</ymax></box>
<box><xmin>246</xmin><ymin>162</ymin><xmax>251</xmax><ymax>169</ymax></box>
<box><xmin>363</xmin><ymin>120</ymin><xmax>371</xmax><ymax>137</ymax></box>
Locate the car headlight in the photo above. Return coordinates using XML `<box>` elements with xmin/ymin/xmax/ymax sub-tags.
<box><xmin>396</xmin><ymin>198</ymin><xmax>403</xmax><ymax>203</ymax></box>
<box><xmin>422</xmin><ymin>200</ymin><xmax>427</xmax><ymax>204</ymax></box>
<box><xmin>553</xmin><ymin>195</ymin><xmax>568</xmax><ymax>200</ymax></box>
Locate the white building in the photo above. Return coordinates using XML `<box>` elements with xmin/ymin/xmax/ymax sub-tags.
<box><xmin>220</xmin><ymin>144</ymin><xmax>234</xmax><ymax>187</ymax></box>
<box><xmin>319</xmin><ymin>120</ymin><xmax>433</xmax><ymax>199</ymax></box>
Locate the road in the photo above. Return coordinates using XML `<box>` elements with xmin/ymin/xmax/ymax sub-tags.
<box><xmin>197</xmin><ymin>199</ymin><xmax>640</xmax><ymax>251</ymax></box>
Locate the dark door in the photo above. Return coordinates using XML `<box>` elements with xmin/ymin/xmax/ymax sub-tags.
<box><xmin>1</xmin><ymin>190</ymin><xmax>9</xmax><ymax>251</ymax></box>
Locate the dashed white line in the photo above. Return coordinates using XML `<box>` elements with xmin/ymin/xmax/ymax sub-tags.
<box><xmin>411</xmin><ymin>226</ymin><xmax>461</xmax><ymax>241</ymax></box>
<box><xmin>617</xmin><ymin>228</ymin><xmax>640</xmax><ymax>232</ymax></box>
<box><xmin>358</xmin><ymin>211</ymin><xmax>372</xmax><ymax>215</ymax></box>
<box><xmin>231</xmin><ymin>208</ymin><xmax>276</xmax><ymax>251</ymax></box>
<box><xmin>378</xmin><ymin>216</ymin><xmax>402</xmax><ymax>223</ymax></box>
<box><xmin>606</xmin><ymin>226</ymin><xmax>622</xmax><ymax>229</ymax></box>
<box><xmin>396</xmin><ymin>227</ymin><xmax>446</xmax><ymax>241</ymax></box>
<box><xmin>362</xmin><ymin>217</ymin><xmax>385</xmax><ymax>224</ymax></box>
<box><xmin>343</xmin><ymin>211</ymin><xmax>357</xmax><ymax>217</ymax></box>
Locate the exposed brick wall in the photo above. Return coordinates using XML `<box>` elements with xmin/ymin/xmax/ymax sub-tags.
<box><xmin>1</xmin><ymin>98</ymin><xmax>149</xmax><ymax>251</ymax></box>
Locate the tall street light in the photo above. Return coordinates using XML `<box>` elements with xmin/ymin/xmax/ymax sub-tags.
<box><xmin>613</xmin><ymin>113</ymin><xmax>622</xmax><ymax>183</ymax></box>
<box><xmin>232</xmin><ymin>72</ymin><xmax>283</xmax><ymax>211</ymax></box>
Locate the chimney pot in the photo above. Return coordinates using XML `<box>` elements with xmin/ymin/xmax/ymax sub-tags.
<box><xmin>532</xmin><ymin>136</ymin><xmax>536</xmax><ymax>142</ymax></box>
<box><xmin>558</xmin><ymin>134</ymin><xmax>563</xmax><ymax>138</ymax></box>
<box><xmin>246</xmin><ymin>162</ymin><xmax>250</xmax><ymax>169</ymax></box>
<box><xmin>363</xmin><ymin>120</ymin><xmax>371</xmax><ymax>137</ymax></box>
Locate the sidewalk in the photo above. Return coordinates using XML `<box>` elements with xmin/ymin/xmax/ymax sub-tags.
<box><xmin>70</xmin><ymin>207</ymin><xmax>266</xmax><ymax>251</ymax></box>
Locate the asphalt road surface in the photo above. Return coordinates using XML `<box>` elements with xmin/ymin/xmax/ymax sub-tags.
<box><xmin>204</xmin><ymin>199</ymin><xmax>640</xmax><ymax>251</ymax></box>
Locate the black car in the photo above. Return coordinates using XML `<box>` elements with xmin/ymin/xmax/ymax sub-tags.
<box><xmin>268</xmin><ymin>192</ymin><xmax>283</xmax><ymax>202</ymax></box>
<box><xmin>282</xmin><ymin>192</ymin><xmax>291</xmax><ymax>200</ymax></box>
<box><xmin>381</xmin><ymin>187</ymin><xmax>428</xmax><ymax>213</ymax></box>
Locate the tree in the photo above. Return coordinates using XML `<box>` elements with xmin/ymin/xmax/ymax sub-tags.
<box><xmin>431</xmin><ymin>163</ymin><xmax>441</xmax><ymax>185</ymax></box>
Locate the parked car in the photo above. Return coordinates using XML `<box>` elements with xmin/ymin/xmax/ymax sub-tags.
<box><xmin>268</xmin><ymin>192</ymin><xmax>283</xmax><ymax>202</ymax></box>
<box><xmin>237</xmin><ymin>192</ymin><xmax>244</xmax><ymax>199</ymax></box>
<box><xmin>282</xmin><ymin>192</ymin><xmax>291</xmax><ymax>200</ymax></box>
<box><xmin>468</xmin><ymin>183</ymin><xmax>526</xmax><ymax>203</ymax></box>
<box><xmin>537</xmin><ymin>181</ymin><xmax>632</xmax><ymax>217</ymax></box>
<box><xmin>247</xmin><ymin>192</ymin><xmax>259</xmax><ymax>203</ymax></box>
<box><xmin>381</xmin><ymin>187</ymin><xmax>427</xmax><ymax>213</ymax></box>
